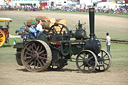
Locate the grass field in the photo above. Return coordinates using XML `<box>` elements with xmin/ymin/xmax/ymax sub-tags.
<box><xmin>0</xmin><ymin>11</ymin><xmax>128</xmax><ymax>40</ymax></box>
<box><xmin>0</xmin><ymin>11</ymin><xmax>128</xmax><ymax>85</ymax></box>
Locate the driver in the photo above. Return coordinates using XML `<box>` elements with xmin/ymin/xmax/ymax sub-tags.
<box><xmin>29</xmin><ymin>22</ymin><xmax>42</xmax><ymax>40</ymax></box>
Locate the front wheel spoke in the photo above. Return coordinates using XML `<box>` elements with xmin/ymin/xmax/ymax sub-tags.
<box><xmin>79</xmin><ymin>64</ymin><xmax>84</xmax><ymax>68</ymax></box>
<box><xmin>79</xmin><ymin>55</ymin><xmax>84</xmax><ymax>59</ymax></box>
<box><xmin>104</xmin><ymin>62</ymin><xmax>109</xmax><ymax>66</ymax></box>
<box><xmin>83</xmin><ymin>66</ymin><xmax>86</xmax><ymax>70</ymax></box>
<box><xmin>88</xmin><ymin>56</ymin><xmax>93</xmax><ymax>61</ymax></box>
<box><xmin>103</xmin><ymin>65</ymin><xmax>105</xmax><ymax>70</ymax></box>
<box><xmin>77</xmin><ymin>60</ymin><xmax>83</xmax><ymax>62</ymax></box>
<box><xmin>103</xmin><ymin>53</ymin><xmax>107</xmax><ymax>58</ymax></box>
<box><xmin>83</xmin><ymin>53</ymin><xmax>87</xmax><ymax>58</ymax></box>
<box><xmin>88</xmin><ymin>63</ymin><xmax>92</xmax><ymax>67</ymax></box>
<box><xmin>104</xmin><ymin>59</ymin><xmax>109</xmax><ymax>61</ymax></box>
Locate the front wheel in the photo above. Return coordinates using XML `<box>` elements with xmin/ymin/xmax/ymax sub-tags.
<box><xmin>95</xmin><ymin>49</ymin><xmax>111</xmax><ymax>72</ymax></box>
<box><xmin>76</xmin><ymin>50</ymin><xmax>97</xmax><ymax>73</ymax></box>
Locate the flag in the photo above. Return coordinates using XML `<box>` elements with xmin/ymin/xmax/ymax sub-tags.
<box><xmin>13</xmin><ymin>39</ymin><xmax>17</xmax><ymax>45</ymax></box>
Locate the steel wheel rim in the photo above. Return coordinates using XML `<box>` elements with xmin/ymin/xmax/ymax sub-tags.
<box><xmin>95</xmin><ymin>50</ymin><xmax>111</xmax><ymax>72</ymax></box>
<box><xmin>76</xmin><ymin>50</ymin><xmax>97</xmax><ymax>73</ymax></box>
<box><xmin>0</xmin><ymin>29</ymin><xmax>5</xmax><ymax>47</ymax></box>
<box><xmin>21</xmin><ymin>40</ymin><xmax>52</xmax><ymax>72</ymax></box>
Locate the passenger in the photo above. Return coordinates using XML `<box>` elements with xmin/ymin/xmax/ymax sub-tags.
<box><xmin>29</xmin><ymin>22</ymin><xmax>42</xmax><ymax>40</ymax></box>
<box><xmin>20</xmin><ymin>31</ymin><xmax>27</xmax><ymax>42</ymax></box>
<box><xmin>37</xmin><ymin>20</ymin><xmax>43</xmax><ymax>32</ymax></box>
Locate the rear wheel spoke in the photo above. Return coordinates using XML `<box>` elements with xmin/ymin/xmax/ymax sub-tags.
<box><xmin>27</xmin><ymin>58</ymin><xmax>33</xmax><ymax>64</ymax></box>
<box><xmin>36</xmin><ymin>46</ymin><xmax>39</xmax><ymax>52</ymax></box>
<box><xmin>34</xmin><ymin>61</ymin><xmax>36</xmax><ymax>69</ymax></box>
<box><xmin>38</xmin><ymin>50</ymin><xmax>45</xmax><ymax>55</ymax></box>
<box><xmin>39</xmin><ymin>57</ymin><xmax>47</xmax><ymax>60</ymax></box>
<box><xmin>30</xmin><ymin>61</ymin><xmax>34</xmax><ymax>66</ymax></box>
<box><xmin>26</xmin><ymin>52</ymin><xmax>32</xmax><ymax>56</ymax></box>
<box><xmin>32</xmin><ymin>43</ymin><xmax>36</xmax><ymax>49</ymax></box>
<box><xmin>37</xmin><ymin>59</ymin><xmax>43</xmax><ymax>67</ymax></box>
<box><xmin>40</xmin><ymin>54</ymin><xmax>47</xmax><ymax>57</ymax></box>
<box><xmin>38</xmin><ymin>46</ymin><xmax>42</xmax><ymax>52</ymax></box>
<box><xmin>26</xmin><ymin>48</ymin><xmax>33</xmax><ymax>53</ymax></box>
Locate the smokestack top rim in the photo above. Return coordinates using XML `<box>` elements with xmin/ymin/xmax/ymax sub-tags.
<box><xmin>89</xmin><ymin>8</ymin><xmax>95</xmax><ymax>12</ymax></box>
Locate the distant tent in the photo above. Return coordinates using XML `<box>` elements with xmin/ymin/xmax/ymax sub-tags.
<box><xmin>125</xmin><ymin>0</ymin><xmax>128</xmax><ymax>4</ymax></box>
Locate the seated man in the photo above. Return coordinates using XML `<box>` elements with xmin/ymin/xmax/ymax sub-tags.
<box><xmin>29</xmin><ymin>22</ymin><xmax>42</xmax><ymax>40</ymax></box>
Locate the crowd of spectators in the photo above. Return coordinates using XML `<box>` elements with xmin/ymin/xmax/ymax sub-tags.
<box><xmin>0</xmin><ymin>5</ymin><xmax>128</xmax><ymax>15</ymax></box>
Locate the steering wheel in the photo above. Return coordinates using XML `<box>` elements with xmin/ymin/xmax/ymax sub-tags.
<box><xmin>48</xmin><ymin>23</ymin><xmax>70</xmax><ymax>35</ymax></box>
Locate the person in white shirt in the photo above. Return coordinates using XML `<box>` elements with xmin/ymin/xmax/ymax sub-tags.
<box><xmin>106</xmin><ymin>32</ymin><xmax>111</xmax><ymax>55</ymax></box>
<box><xmin>37</xmin><ymin>20</ymin><xmax>43</xmax><ymax>32</ymax></box>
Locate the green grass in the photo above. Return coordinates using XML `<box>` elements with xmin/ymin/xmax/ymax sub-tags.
<box><xmin>38</xmin><ymin>10</ymin><xmax>128</xmax><ymax>18</ymax></box>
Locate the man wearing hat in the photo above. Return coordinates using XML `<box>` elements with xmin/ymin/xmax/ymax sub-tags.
<box><xmin>29</xmin><ymin>22</ymin><xmax>42</xmax><ymax>39</ymax></box>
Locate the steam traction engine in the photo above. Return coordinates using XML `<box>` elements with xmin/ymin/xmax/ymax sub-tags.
<box><xmin>14</xmin><ymin>8</ymin><xmax>111</xmax><ymax>73</ymax></box>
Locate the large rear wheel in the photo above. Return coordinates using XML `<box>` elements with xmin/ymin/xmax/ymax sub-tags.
<box><xmin>0</xmin><ymin>29</ymin><xmax>5</xmax><ymax>47</ymax></box>
<box><xmin>21</xmin><ymin>40</ymin><xmax>52</xmax><ymax>72</ymax></box>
